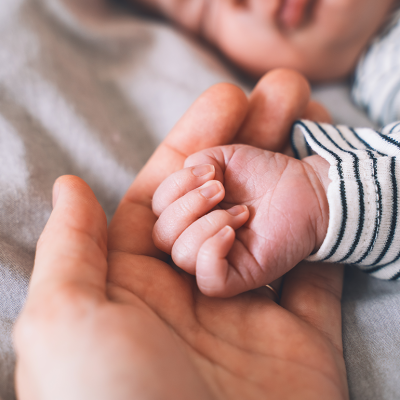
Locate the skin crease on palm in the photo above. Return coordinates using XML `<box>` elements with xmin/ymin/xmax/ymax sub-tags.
<box><xmin>133</xmin><ymin>0</ymin><xmax>398</xmax><ymax>81</ymax></box>
<box><xmin>152</xmin><ymin>145</ymin><xmax>330</xmax><ymax>297</ymax></box>
<box><xmin>14</xmin><ymin>70</ymin><xmax>349</xmax><ymax>400</ymax></box>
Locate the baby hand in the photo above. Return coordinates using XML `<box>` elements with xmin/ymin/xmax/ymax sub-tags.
<box><xmin>152</xmin><ymin>144</ymin><xmax>330</xmax><ymax>297</ymax></box>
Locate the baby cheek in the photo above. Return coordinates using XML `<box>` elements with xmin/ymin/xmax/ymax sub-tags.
<box><xmin>316</xmin><ymin>0</ymin><xmax>389</xmax><ymax>41</ymax></box>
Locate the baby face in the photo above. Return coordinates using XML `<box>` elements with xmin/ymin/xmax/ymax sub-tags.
<box><xmin>207</xmin><ymin>0</ymin><xmax>398</xmax><ymax>80</ymax></box>
<box><xmin>154</xmin><ymin>0</ymin><xmax>397</xmax><ymax>81</ymax></box>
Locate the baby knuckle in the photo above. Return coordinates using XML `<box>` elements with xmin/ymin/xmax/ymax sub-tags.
<box><xmin>202</xmin><ymin>212</ymin><xmax>225</xmax><ymax>230</ymax></box>
<box><xmin>152</xmin><ymin>222</ymin><xmax>174</xmax><ymax>252</ymax></box>
<box><xmin>172</xmin><ymin>242</ymin><xmax>195</xmax><ymax>272</ymax></box>
<box><xmin>177</xmin><ymin>200</ymin><xmax>193</xmax><ymax>216</ymax></box>
<box><xmin>172</xmin><ymin>244</ymin><xmax>189</xmax><ymax>264</ymax></box>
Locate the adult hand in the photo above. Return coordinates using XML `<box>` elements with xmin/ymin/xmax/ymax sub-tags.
<box><xmin>14</xmin><ymin>70</ymin><xmax>347</xmax><ymax>400</ymax></box>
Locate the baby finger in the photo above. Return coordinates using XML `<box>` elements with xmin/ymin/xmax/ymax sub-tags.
<box><xmin>171</xmin><ymin>205</ymin><xmax>249</xmax><ymax>274</ymax></box>
<box><xmin>153</xmin><ymin>164</ymin><xmax>216</xmax><ymax>216</ymax></box>
<box><xmin>196</xmin><ymin>225</ymin><xmax>236</xmax><ymax>297</ymax></box>
<box><xmin>153</xmin><ymin>180</ymin><xmax>225</xmax><ymax>254</ymax></box>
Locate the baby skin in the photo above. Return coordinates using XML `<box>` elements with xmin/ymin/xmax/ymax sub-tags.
<box><xmin>152</xmin><ymin>144</ymin><xmax>331</xmax><ymax>297</ymax></box>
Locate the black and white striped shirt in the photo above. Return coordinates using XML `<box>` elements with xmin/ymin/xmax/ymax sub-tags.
<box><xmin>292</xmin><ymin>120</ymin><xmax>400</xmax><ymax>280</ymax></box>
<box><xmin>312</xmin><ymin>8</ymin><xmax>400</xmax><ymax>279</ymax></box>
<box><xmin>352</xmin><ymin>9</ymin><xmax>400</xmax><ymax>126</ymax></box>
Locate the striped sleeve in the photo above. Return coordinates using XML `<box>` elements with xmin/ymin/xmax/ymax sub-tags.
<box><xmin>352</xmin><ymin>9</ymin><xmax>400</xmax><ymax>126</ymax></box>
<box><xmin>292</xmin><ymin>120</ymin><xmax>400</xmax><ymax>280</ymax></box>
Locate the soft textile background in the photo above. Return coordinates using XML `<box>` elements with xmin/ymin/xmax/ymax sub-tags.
<box><xmin>0</xmin><ymin>0</ymin><xmax>399</xmax><ymax>399</ymax></box>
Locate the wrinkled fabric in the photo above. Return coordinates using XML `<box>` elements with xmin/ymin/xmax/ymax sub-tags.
<box><xmin>0</xmin><ymin>1</ymin><xmax>399</xmax><ymax>399</ymax></box>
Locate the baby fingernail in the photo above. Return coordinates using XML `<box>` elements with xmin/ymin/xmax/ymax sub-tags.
<box><xmin>192</xmin><ymin>164</ymin><xmax>214</xmax><ymax>177</ymax></box>
<box><xmin>217</xmin><ymin>226</ymin><xmax>232</xmax><ymax>237</ymax></box>
<box><xmin>200</xmin><ymin>182</ymin><xmax>222</xmax><ymax>199</ymax></box>
<box><xmin>227</xmin><ymin>205</ymin><xmax>247</xmax><ymax>216</ymax></box>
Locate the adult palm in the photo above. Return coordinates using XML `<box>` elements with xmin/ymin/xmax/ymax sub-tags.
<box><xmin>14</xmin><ymin>71</ymin><xmax>348</xmax><ymax>400</ymax></box>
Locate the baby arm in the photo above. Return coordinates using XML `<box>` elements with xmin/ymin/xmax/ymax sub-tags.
<box><xmin>154</xmin><ymin>118</ymin><xmax>400</xmax><ymax>297</ymax></box>
<box><xmin>152</xmin><ymin>145</ymin><xmax>330</xmax><ymax>297</ymax></box>
<box><xmin>292</xmin><ymin>120</ymin><xmax>400</xmax><ymax>280</ymax></box>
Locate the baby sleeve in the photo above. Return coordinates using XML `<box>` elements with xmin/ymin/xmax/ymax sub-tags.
<box><xmin>352</xmin><ymin>9</ymin><xmax>400</xmax><ymax>126</ymax></box>
<box><xmin>292</xmin><ymin>120</ymin><xmax>400</xmax><ymax>280</ymax></box>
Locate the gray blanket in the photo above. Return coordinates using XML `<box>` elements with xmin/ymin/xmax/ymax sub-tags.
<box><xmin>1</xmin><ymin>1</ymin><xmax>399</xmax><ymax>399</ymax></box>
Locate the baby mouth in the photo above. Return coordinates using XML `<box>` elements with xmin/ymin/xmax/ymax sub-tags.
<box><xmin>278</xmin><ymin>0</ymin><xmax>315</xmax><ymax>30</ymax></box>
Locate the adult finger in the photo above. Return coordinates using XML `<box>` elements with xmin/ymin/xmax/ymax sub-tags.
<box><xmin>28</xmin><ymin>175</ymin><xmax>108</xmax><ymax>300</ymax></box>
<box><xmin>303</xmin><ymin>100</ymin><xmax>333</xmax><ymax>123</ymax></box>
<box><xmin>109</xmin><ymin>83</ymin><xmax>248</xmax><ymax>256</ymax></box>
<box><xmin>124</xmin><ymin>83</ymin><xmax>248</xmax><ymax>207</ymax></box>
<box><xmin>280</xmin><ymin>261</ymin><xmax>344</xmax><ymax>351</ymax></box>
<box><xmin>236</xmin><ymin>68</ymin><xmax>311</xmax><ymax>151</ymax></box>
